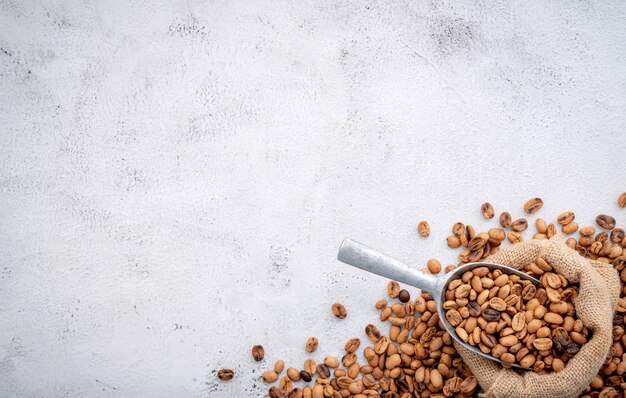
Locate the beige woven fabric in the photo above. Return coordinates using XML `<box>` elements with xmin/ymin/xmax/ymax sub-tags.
<box><xmin>455</xmin><ymin>236</ymin><xmax>620</xmax><ymax>398</ymax></box>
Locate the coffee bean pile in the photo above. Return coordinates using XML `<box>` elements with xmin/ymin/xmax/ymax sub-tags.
<box><xmin>444</xmin><ymin>264</ymin><xmax>589</xmax><ymax>371</ymax></box>
<box><xmin>216</xmin><ymin>193</ymin><xmax>625</xmax><ymax>398</ymax></box>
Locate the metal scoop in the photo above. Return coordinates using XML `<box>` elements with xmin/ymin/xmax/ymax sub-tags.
<box><xmin>337</xmin><ymin>238</ymin><xmax>541</xmax><ymax>370</ymax></box>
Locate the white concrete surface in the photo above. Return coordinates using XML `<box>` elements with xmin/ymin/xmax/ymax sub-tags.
<box><xmin>1</xmin><ymin>1</ymin><xmax>625</xmax><ymax>397</ymax></box>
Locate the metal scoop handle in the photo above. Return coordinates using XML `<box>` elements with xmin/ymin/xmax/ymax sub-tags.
<box><xmin>337</xmin><ymin>239</ymin><xmax>440</xmax><ymax>296</ymax></box>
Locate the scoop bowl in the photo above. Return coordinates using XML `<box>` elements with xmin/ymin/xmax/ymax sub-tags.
<box><xmin>337</xmin><ymin>238</ymin><xmax>541</xmax><ymax>370</ymax></box>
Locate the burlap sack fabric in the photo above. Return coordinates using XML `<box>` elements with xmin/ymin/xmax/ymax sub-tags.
<box><xmin>455</xmin><ymin>236</ymin><xmax>620</xmax><ymax>398</ymax></box>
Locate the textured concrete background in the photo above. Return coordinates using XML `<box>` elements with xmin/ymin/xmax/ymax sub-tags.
<box><xmin>1</xmin><ymin>1</ymin><xmax>625</xmax><ymax>397</ymax></box>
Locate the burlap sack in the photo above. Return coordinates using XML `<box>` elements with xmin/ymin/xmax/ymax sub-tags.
<box><xmin>455</xmin><ymin>236</ymin><xmax>620</xmax><ymax>398</ymax></box>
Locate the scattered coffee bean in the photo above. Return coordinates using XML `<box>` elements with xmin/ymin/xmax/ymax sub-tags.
<box><xmin>262</xmin><ymin>370</ymin><xmax>278</xmax><ymax>382</ymax></box>
<box><xmin>331</xmin><ymin>303</ymin><xmax>347</xmax><ymax>319</ymax></box>
<box><xmin>511</xmin><ymin>218</ymin><xmax>528</xmax><ymax>232</ymax></box>
<box><xmin>427</xmin><ymin>258</ymin><xmax>442</xmax><ymax>274</ymax></box>
<box><xmin>286</xmin><ymin>367</ymin><xmax>300</xmax><ymax>381</ymax></box>
<box><xmin>596</xmin><ymin>214</ymin><xmax>616</xmax><ymax>230</ymax></box>
<box><xmin>217</xmin><ymin>368</ymin><xmax>234</xmax><ymax>381</ymax></box>
<box><xmin>447</xmin><ymin>235</ymin><xmax>461</xmax><ymax>248</ymax></box>
<box><xmin>274</xmin><ymin>360</ymin><xmax>284</xmax><ymax>374</ymax></box>
<box><xmin>365</xmin><ymin>324</ymin><xmax>381</xmax><ymax>342</ymax></box>
<box><xmin>398</xmin><ymin>289</ymin><xmax>410</xmax><ymax>303</ymax></box>
<box><xmin>418</xmin><ymin>220</ymin><xmax>430</xmax><ymax>237</ymax></box>
<box><xmin>619</xmin><ymin>192</ymin><xmax>626</xmax><ymax>208</ymax></box>
<box><xmin>268</xmin><ymin>386</ymin><xmax>280</xmax><ymax>398</ymax></box>
<box><xmin>299</xmin><ymin>370</ymin><xmax>311</xmax><ymax>382</ymax></box>
<box><xmin>524</xmin><ymin>198</ymin><xmax>544</xmax><ymax>214</ymax></box>
<box><xmin>611</xmin><ymin>228</ymin><xmax>625</xmax><ymax>243</ymax></box>
<box><xmin>387</xmin><ymin>280</ymin><xmax>400</xmax><ymax>298</ymax></box>
<box><xmin>481</xmin><ymin>202</ymin><xmax>495</xmax><ymax>219</ymax></box>
<box><xmin>557</xmin><ymin>211</ymin><xmax>575</xmax><ymax>225</ymax></box>
<box><xmin>499</xmin><ymin>212</ymin><xmax>512</xmax><ymax>228</ymax></box>
<box><xmin>452</xmin><ymin>222</ymin><xmax>465</xmax><ymax>236</ymax></box>
<box><xmin>305</xmin><ymin>337</ymin><xmax>318</xmax><ymax>353</ymax></box>
<box><xmin>251</xmin><ymin>345</ymin><xmax>264</xmax><ymax>361</ymax></box>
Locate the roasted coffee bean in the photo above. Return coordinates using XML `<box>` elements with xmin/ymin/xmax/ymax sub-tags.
<box><xmin>558</xmin><ymin>211</ymin><xmax>575</xmax><ymax>225</ymax></box>
<box><xmin>481</xmin><ymin>202</ymin><xmax>495</xmax><ymax>219</ymax></box>
<box><xmin>299</xmin><ymin>371</ymin><xmax>312</xmax><ymax>382</ymax></box>
<box><xmin>252</xmin><ymin>345</ymin><xmax>265</xmax><ymax>361</ymax></box>
<box><xmin>218</xmin><ymin>368</ymin><xmax>234</xmax><ymax>381</ymax></box>
<box><xmin>611</xmin><ymin>228</ymin><xmax>625</xmax><ymax>244</ymax></box>
<box><xmin>398</xmin><ymin>289</ymin><xmax>410</xmax><ymax>303</ymax></box>
<box><xmin>268</xmin><ymin>386</ymin><xmax>280</xmax><ymax>398</ymax></box>
<box><xmin>500</xmin><ymin>212</ymin><xmax>512</xmax><ymax>228</ymax></box>
<box><xmin>288</xmin><ymin>388</ymin><xmax>302</xmax><ymax>398</ymax></box>
<box><xmin>619</xmin><ymin>192</ymin><xmax>626</xmax><ymax>208</ymax></box>
<box><xmin>303</xmin><ymin>358</ymin><xmax>316</xmax><ymax>374</ymax></box>
<box><xmin>287</xmin><ymin>367</ymin><xmax>300</xmax><ymax>381</ymax></box>
<box><xmin>365</xmin><ymin>324</ymin><xmax>381</xmax><ymax>342</ymax></box>
<box><xmin>597</xmin><ymin>214</ymin><xmax>617</xmax><ymax>230</ymax></box>
<box><xmin>483</xmin><ymin>308</ymin><xmax>501</xmax><ymax>322</ymax></box>
<box><xmin>427</xmin><ymin>258</ymin><xmax>442</xmax><ymax>274</ymax></box>
<box><xmin>524</xmin><ymin>198</ymin><xmax>544</xmax><ymax>214</ymax></box>
<box><xmin>512</xmin><ymin>218</ymin><xmax>528</xmax><ymax>232</ymax></box>
<box><xmin>261</xmin><ymin>370</ymin><xmax>278</xmax><ymax>383</ymax></box>
<box><xmin>452</xmin><ymin>222</ymin><xmax>465</xmax><ymax>236</ymax></box>
<box><xmin>331</xmin><ymin>303</ymin><xmax>347</xmax><ymax>319</ymax></box>
<box><xmin>387</xmin><ymin>281</ymin><xmax>400</xmax><ymax>298</ymax></box>
<box><xmin>447</xmin><ymin>235</ymin><xmax>461</xmax><ymax>248</ymax></box>
<box><xmin>508</xmin><ymin>231</ymin><xmax>523</xmax><ymax>243</ymax></box>
<box><xmin>305</xmin><ymin>337</ymin><xmax>318</xmax><ymax>352</ymax></box>
<box><xmin>317</xmin><ymin>363</ymin><xmax>330</xmax><ymax>378</ymax></box>
<box><xmin>344</xmin><ymin>338</ymin><xmax>360</xmax><ymax>353</ymax></box>
<box><xmin>274</xmin><ymin>360</ymin><xmax>285</xmax><ymax>374</ymax></box>
<box><xmin>418</xmin><ymin>220</ymin><xmax>430</xmax><ymax>237</ymax></box>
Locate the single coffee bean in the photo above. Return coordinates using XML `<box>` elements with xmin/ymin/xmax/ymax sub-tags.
<box><xmin>427</xmin><ymin>258</ymin><xmax>442</xmax><ymax>274</ymax></box>
<box><xmin>287</xmin><ymin>367</ymin><xmax>300</xmax><ymax>381</ymax></box>
<box><xmin>289</xmin><ymin>388</ymin><xmax>302</xmax><ymax>398</ymax></box>
<box><xmin>619</xmin><ymin>192</ymin><xmax>626</xmax><ymax>208</ymax></box>
<box><xmin>299</xmin><ymin>370</ymin><xmax>312</xmax><ymax>382</ymax></box>
<box><xmin>268</xmin><ymin>386</ymin><xmax>280</xmax><ymax>398</ymax></box>
<box><xmin>597</xmin><ymin>214</ymin><xmax>616</xmax><ymax>230</ymax></box>
<box><xmin>532</xmin><ymin>338</ymin><xmax>553</xmax><ymax>351</ymax></box>
<box><xmin>218</xmin><ymin>368</ymin><xmax>234</xmax><ymax>381</ymax></box>
<box><xmin>418</xmin><ymin>220</ymin><xmax>430</xmax><ymax>237</ymax></box>
<box><xmin>279</xmin><ymin>377</ymin><xmax>293</xmax><ymax>395</ymax></box>
<box><xmin>452</xmin><ymin>222</ymin><xmax>465</xmax><ymax>236</ymax></box>
<box><xmin>398</xmin><ymin>289</ymin><xmax>410</xmax><ymax>303</ymax></box>
<box><xmin>447</xmin><ymin>236</ymin><xmax>461</xmax><ymax>248</ymax></box>
<box><xmin>274</xmin><ymin>360</ymin><xmax>285</xmax><ymax>374</ymax></box>
<box><xmin>468</xmin><ymin>235</ymin><xmax>488</xmax><ymax>251</ymax></box>
<box><xmin>365</xmin><ymin>324</ymin><xmax>381</xmax><ymax>342</ymax></box>
<box><xmin>317</xmin><ymin>363</ymin><xmax>330</xmax><ymax>378</ymax></box>
<box><xmin>483</xmin><ymin>308</ymin><xmax>501</xmax><ymax>322</ymax></box>
<box><xmin>460</xmin><ymin>376</ymin><xmax>478</xmax><ymax>394</ymax></box>
<box><xmin>508</xmin><ymin>231</ymin><xmax>523</xmax><ymax>243</ymax></box>
<box><xmin>305</xmin><ymin>337</ymin><xmax>318</xmax><ymax>352</ymax></box>
<box><xmin>261</xmin><ymin>370</ymin><xmax>278</xmax><ymax>383</ymax></box>
<box><xmin>511</xmin><ymin>218</ymin><xmax>528</xmax><ymax>232</ymax></box>
<box><xmin>387</xmin><ymin>281</ymin><xmax>400</xmax><ymax>298</ymax></box>
<box><xmin>481</xmin><ymin>202</ymin><xmax>495</xmax><ymax>219</ymax></box>
<box><xmin>344</xmin><ymin>337</ymin><xmax>360</xmax><ymax>353</ymax></box>
<box><xmin>611</xmin><ymin>228</ymin><xmax>625</xmax><ymax>243</ymax></box>
<box><xmin>331</xmin><ymin>303</ymin><xmax>347</xmax><ymax>319</ymax></box>
<box><xmin>512</xmin><ymin>312</ymin><xmax>526</xmax><ymax>331</ymax></box>
<box><xmin>252</xmin><ymin>345</ymin><xmax>265</xmax><ymax>361</ymax></box>
<box><xmin>524</xmin><ymin>198</ymin><xmax>544</xmax><ymax>214</ymax></box>
<box><xmin>303</xmin><ymin>358</ymin><xmax>316</xmax><ymax>374</ymax></box>
<box><xmin>558</xmin><ymin>211</ymin><xmax>575</xmax><ymax>225</ymax></box>
<box><xmin>499</xmin><ymin>212</ymin><xmax>512</xmax><ymax>228</ymax></box>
